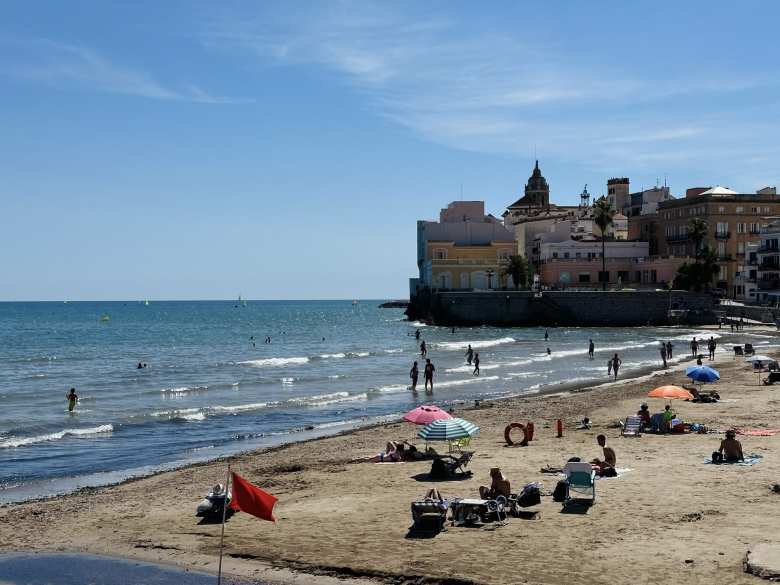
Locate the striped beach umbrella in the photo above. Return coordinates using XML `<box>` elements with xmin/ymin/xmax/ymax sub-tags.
<box><xmin>418</xmin><ymin>417</ymin><xmax>480</xmax><ymax>441</ymax></box>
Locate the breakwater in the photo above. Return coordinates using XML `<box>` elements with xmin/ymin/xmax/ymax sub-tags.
<box><xmin>407</xmin><ymin>290</ymin><xmax>718</xmax><ymax>326</ymax></box>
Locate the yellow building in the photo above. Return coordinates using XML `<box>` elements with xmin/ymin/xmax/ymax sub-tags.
<box><xmin>417</xmin><ymin>201</ymin><xmax>518</xmax><ymax>290</ymax></box>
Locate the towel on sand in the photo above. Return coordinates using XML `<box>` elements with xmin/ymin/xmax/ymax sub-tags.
<box><xmin>705</xmin><ymin>454</ymin><xmax>763</xmax><ymax>466</ymax></box>
<box><xmin>735</xmin><ymin>428</ymin><xmax>780</xmax><ymax>436</ymax></box>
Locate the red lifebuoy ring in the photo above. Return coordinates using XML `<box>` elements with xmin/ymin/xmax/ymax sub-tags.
<box><xmin>504</xmin><ymin>422</ymin><xmax>529</xmax><ymax>446</ymax></box>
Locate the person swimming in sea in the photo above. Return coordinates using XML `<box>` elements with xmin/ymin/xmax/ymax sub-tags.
<box><xmin>66</xmin><ymin>388</ymin><xmax>78</xmax><ymax>412</ymax></box>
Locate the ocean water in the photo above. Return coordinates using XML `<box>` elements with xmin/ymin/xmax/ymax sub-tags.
<box><xmin>0</xmin><ymin>300</ymin><xmax>770</xmax><ymax>503</ymax></box>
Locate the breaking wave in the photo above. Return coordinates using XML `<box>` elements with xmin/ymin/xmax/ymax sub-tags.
<box><xmin>0</xmin><ymin>424</ymin><xmax>114</xmax><ymax>449</ymax></box>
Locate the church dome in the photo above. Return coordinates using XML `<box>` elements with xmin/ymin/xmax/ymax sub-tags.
<box><xmin>526</xmin><ymin>160</ymin><xmax>549</xmax><ymax>193</ymax></box>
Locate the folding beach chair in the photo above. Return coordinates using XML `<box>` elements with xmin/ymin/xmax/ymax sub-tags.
<box><xmin>621</xmin><ymin>415</ymin><xmax>642</xmax><ymax>437</ymax></box>
<box><xmin>563</xmin><ymin>462</ymin><xmax>596</xmax><ymax>505</ymax></box>
<box><xmin>431</xmin><ymin>451</ymin><xmax>474</xmax><ymax>479</ymax></box>
<box><xmin>744</xmin><ymin>344</ymin><xmax>755</xmax><ymax>356</ymax></box>
<box><xmin>733</xmin><ymin>346</ymin><xmax>744</xmax><ymax>358</ymax></box>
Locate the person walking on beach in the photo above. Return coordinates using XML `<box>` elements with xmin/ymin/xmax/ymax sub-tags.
<box><xmin>666</xmin><ymin>341</ymin><xmax>673</xmax><ymax>359</ymax></box>
<box><xmin>611</xmin><ymin>353</ymin><xmax>621</xmax><ymax>380</ymax></box>
<box><xmin>415</xmin><ymin>329</ymin><xmax>421</xmax><ymax>341</ymax></box>
<box><xmin>409</xmin><ymin>361</ymin><xmax>419</xmax><ymax>392</ymax></box>
<box><xmin>740</xmin><ymin>317</ymin><xmax>745</xmax><ymax>330</ymax></box>
<box><xmin>544</xmin><ymin>329</ymin><xmax>549</xmax><ymax>341</ymax></box>
<box><xmin>66</xmin><ymin>388</ymin><xmax>78</xmax><ymax>412</ymax></box>
<box><xmin>588</xmin><ymin>339</ymin><xmax>595</xmax><ymax>360</ymax></box>
<box><xmin>690</xmin><ymin>337</ymin><xmax>698</xmax><ymax>357</ymax></box>
<box><xmin>708</xmin><ymin>337</ymin><xmax>716</xmax><ymax>360</ymax></box>
<box><xmin>424</xmin><ymin>359</ymin><xmax>435</xmax><ymax>392</ymax></box>
<box><xmin>420</xmin><ymin>340</ymin><xmax>427</xmax><ymax>358</ymax></box>
<box><xmin>465</xmin><ymin>344</ymin><xmax>474</xmax><ymax>365</ymax></box>
<box><xmin>607</xmin><ymin>358</ymin><xmax>613</xmax><ymax>377</ymax></box>
<box><xmin>473</xmin><ymin>353</ymin><xmax>480</xmax><ymax>376</ymax></box>
<box><xmin>659</xmin><ymin>343</ymin><xmax>667</xmax><ymax>368</ymax></box>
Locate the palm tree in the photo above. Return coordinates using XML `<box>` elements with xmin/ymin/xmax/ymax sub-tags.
<box><xmin>593</xmin><ymin>197</ymin><xmax>615</xmax><ymax>291</ymax></box>
<box><xmin>688</xmin><ymin>218</ymin><xmax>708</xmax><ymax>258</ymax></box>
<box><xmin>501</xmin><ymin>254</ymin><xmax>528</xmax><ymax>290</ymax></box>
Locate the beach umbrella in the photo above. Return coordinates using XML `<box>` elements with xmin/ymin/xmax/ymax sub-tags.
<box><xmin>418</xmin><ymin>417</ymin><xmax>480</xmax><ymax>441</ymax></box>
<box><xmin>746</xmin><ymin>355</ymin><xmax>775</xmax><ymax>363</ymax></box>
<box><xmin>685</xmin><ymin>365</ymin><xmax>720</xmax><ymax>384</ymax></box>
<box><xmin>403</xmin><ymin>405</ymin><xmax>453</xmax><ymax>426</ymax></box>
<box><xmin>647</xmin><ymin>385</ymin><xmax>694</xmax><ymax>400</ymax></box>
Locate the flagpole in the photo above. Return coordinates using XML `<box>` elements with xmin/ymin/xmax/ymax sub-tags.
<box><xmin>217</xmin><ymin>463</ymin><xmax>231</xmax><ymax>585</ymax></box>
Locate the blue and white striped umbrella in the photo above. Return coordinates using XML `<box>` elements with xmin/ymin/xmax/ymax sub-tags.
<box><xmin>418</xmin><ymin>417</ymin><xmax>480</xmax><ymax>441</ymax></box>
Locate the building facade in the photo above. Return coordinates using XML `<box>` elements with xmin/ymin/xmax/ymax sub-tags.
<box><xmin>756</xmin><ymin>220</ymin><xmax>780</xmax><ymax>304</ymax></box>
<box><xmin>416</xmin><ymin>201</ymin><xmax>517</xmax><ymax>291</ymax></box>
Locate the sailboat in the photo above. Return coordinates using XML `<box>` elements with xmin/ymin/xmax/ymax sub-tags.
<box><xmin>235</xmin><ymin>294</ymin><xmax>248</xmax><ymax>308</ymax></box>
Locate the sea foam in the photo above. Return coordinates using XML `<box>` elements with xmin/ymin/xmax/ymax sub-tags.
<box><xmin>0</xmin><ymin>424</ymin><xmax>114</xmax><ymax>449</ymax></box>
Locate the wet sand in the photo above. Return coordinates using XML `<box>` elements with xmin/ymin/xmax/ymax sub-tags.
<box><xmin>2</xmin><ymin>339</ymin><xmax>780</xmax><ymax>585</ymax></box>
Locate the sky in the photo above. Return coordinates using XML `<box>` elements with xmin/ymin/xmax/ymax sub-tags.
<box><xmin>2</xmin><ymin>1</ymin><xmax>780</xmax><ymax>300</ymax></box>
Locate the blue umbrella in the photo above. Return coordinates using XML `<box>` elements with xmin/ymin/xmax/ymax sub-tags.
<box><xmin>685</xmin><ymin>365</ymin><xmax>720</xmax><ymax>383</ymax></box>
<box><xmin>418</xmin><ymin>417</ymin><xmax>480</xmax><ymax>441</ymax></box>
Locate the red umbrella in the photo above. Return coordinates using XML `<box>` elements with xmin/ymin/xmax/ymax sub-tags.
<box><xmin>403</xmin><ymin>405</ymin><xmax>453</xmax><ymax>425</ymax></box>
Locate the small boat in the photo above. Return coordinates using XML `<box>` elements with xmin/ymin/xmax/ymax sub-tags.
<box><xmin>352</xmin><ymin>300</ymin><xmax>359</xmax><ymax>305</ymax></box>
<box><xmin>100</xmin><ymin>314</ymin><xmax>110</xmax><ymax>322</ymax></box>
<box><xmin>195</xmin><ymin>484</ymin><xmax>232</xmax><ymax>520</ymax></box>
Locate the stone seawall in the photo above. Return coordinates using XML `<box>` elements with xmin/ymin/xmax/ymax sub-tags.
<box><xmin>407</xmin><ymin>290</ymin><xmax>717</xmax><ymax>326</ymax></box>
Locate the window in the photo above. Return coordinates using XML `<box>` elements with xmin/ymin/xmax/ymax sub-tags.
<box><xmin>752</xmin><ymin>207</ymin><xmax>759</xmax><ymax>214</ymax></box>
<box><xmin>718</xmin><ymin>206</ymin><xmax>726</xmax><ymax>214</ymax></box>
<box><xmin>736</xmin><ymin>206</ymin><xmax>744</xmax><ymax>213</ymax></box>
<box><xmin>719</xmin><ymin>265</ymin><xmax>727</xmax><ymax>280</ymax></box>
<box><xmin>552</xmin><ymin>252</ymin><xmax>558</xmax><ymax>259</ymax></box>
<box><xmin>764</xmin><ymin>207</ymin><xmax>771</xmax><ymax>213</ymax></box>
<box><xmin>578</xmin><ymin>272</ymin><xmax>591</xmax><ymax>283</ymax></box>
<box><xmin>564</xmin><ymin>252</ymin><xmax>570</xmax><ymax>259</ymax></box>
<box><xmin>738</xmin><ymin>242</ymin><xmax>745</xmax><ymax>254</ymax></box>
<box><xmin>497</xmin><ymin>249</ymin><xmax>510</xmax><ymax>260</ymax></box>
<box><xmin>433</xmin><ymin>248</ymin><xmax>447</xmax><ymax>260</ymax></box>
<box><xmin>716</xmin><ymin>221</ymin><xmax>728</xmax><ymax>234</ymax></box>
<box><xmin>717</xmin><ymin>242</ymin><xmax>726</xmax><ymax>256</ymax></box>
<box><xmin>750</xmin><ymin>223</ymin><xmax>760</xmax><ymax>234</ymax></box>
<box><xmin>575</xmin><ymin>252</ymin><xmax>581</xmax><ymax>259</ymax></box>
<box><xmin>737</xmin><ymin>223</ymin><xmax>746</xmax><ymax>234</ymax></box>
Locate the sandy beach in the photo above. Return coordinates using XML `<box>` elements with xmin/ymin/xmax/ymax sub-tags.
<box><xmin>3</xmin><ymin>342</ymin><xmax>780</xmax><ymax>585</ymax></box>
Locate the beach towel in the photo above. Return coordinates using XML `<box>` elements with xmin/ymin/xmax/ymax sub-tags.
<box><xmin>704</xmin><ymin>454</ymin><xmax>763</xmax><ymax>466</ymax></box>
<box><xmin>594</xmin><ymin>468</ymin><xmax>632</xmax><ymax>480</ymax></box>
<box><xmin>735</xmin><ymin>428</ymin><xmax>780</xmax><ymax>436</ymax></box>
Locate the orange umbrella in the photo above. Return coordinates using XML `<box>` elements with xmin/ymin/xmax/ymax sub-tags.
<box><xmin>647</xmin><ymin>385</ymin><xmax>694</xmax><ymax>400</ymax></box>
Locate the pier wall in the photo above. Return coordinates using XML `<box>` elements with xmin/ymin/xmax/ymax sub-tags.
<box><xmin>408</xmin><ymin>290</ymin><xmax>717</xmax><ymax>326</ymax></box>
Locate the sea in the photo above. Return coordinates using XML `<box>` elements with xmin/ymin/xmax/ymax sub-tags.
<box><xmin>1</xmin><ymin>300</ymin><xmax>776</xmax><ymax>504</ymax></box>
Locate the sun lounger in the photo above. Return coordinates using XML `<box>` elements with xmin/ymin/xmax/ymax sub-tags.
<box><xmin>744</xmin><ymin>343</ymin><xmax>755</xmax><ymax>356</ymax></box>
<box><xmin>563</xmin><ymin>461</ymin><xmax>596</xmax><ymax>505</ymax></box>
<box><xmin>430</xmin><ymin>451</ymin><xmax>474</xmax><ymax>479</ymax></box>
<box><xmin>621</xmin><ymin>415</ymin><xmax>642</xmax><ymax>437</ymax></box>
<box><xmin>763</xmin><ymin>371</ymin><xmax>780</xmax><ymax>385</ymax></box>
<box><xmin>733</xmin><ymin>345</ymin><xmax>744</xmax><ymax>357</ymax></box>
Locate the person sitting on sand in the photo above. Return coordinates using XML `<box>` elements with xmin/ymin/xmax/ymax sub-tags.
<box><xmin>663</xmin><ymin>404</ymin><xmax>677</xmax><ymax>432</ymax></box>
<box><xmin>576</xmin><ymin>417</ymin><xmax>591</xmax><ymax>430</ymax></box>
<box><xmin>637</xmin><ymin>403</ymin><xmax>651</xmax><ymax>430</ymax></box>
<box><xmin>479</xmin><ymin>467</ymin><xmax>511</xmax><ymax>500</ymax></box>
<box><xmin>590</xmin><ymin>435</ymin><xmax>616</xmax><ymax>475</ymax></box>
<box><xmin>718</xmin><ymin>430</ymin><xmax>744</xmax><ymax>462</ymax></box>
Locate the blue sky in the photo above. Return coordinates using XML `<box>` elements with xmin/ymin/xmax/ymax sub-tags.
<box><xmin>2</xmin><ymin>1</ymin><xmax>779</xmax><ymax>300</ymax></box>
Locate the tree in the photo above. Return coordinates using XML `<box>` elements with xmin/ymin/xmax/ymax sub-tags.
<box><xmin>593</xmin><ymin>197</ymin><xmax>615</xmax><ymax>291</ymax></box>
<box><xmin>674</xmin><ymin>246</ymin><xmax>720</xmax><ymax>292</ymax></box>
<box><xmin>688</xmin><ymin>218</ymin><xmax>708</xmax><ymax>256</ymax></box>
<box><xmin>501</xmin><ymin>254</ymin><xmax>529</xmax><ymax>290</ymax></box>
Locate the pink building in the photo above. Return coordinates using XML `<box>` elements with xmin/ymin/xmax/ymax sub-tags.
<box><xmin>540</xmin><ymin>256</ymin><xmax>687</xmax><ymax>288</ymax></box>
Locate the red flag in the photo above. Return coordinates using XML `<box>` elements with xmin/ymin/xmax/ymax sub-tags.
<box><xmin>229</xmin><ymin>472</ymin><xmax>278</xmax><ymax>522</ymax></box>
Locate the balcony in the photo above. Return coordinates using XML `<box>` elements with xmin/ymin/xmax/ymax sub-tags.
<box><xmin>715</xmin><ymin>231</ymin><xmax>731</xmax><ymax>240</ymax></box>
<box><xmin>759</xmin><ymin>262</ymin><xmax>780</xmax><ymax>271</ymax></box>
<box><xmin>666</xmin><ymin>234</ymin><xmax>689</xmax><ymax>242</ymax></box>
<box><xmin>758</xmin><ymin>246</ymin><xmax>780</xmax><ymax>254</ymax></box>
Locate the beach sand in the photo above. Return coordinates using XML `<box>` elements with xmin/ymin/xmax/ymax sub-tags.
<box><xmin>2</xmin><ymin>346</ymin><xmax>780</xmax><ymax>585</ymax></box>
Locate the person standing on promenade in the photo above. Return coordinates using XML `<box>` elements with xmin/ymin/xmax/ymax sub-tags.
<box><xmin>409</xmin><ymin>361</ymin><xmax>419</xmax><ymax>392</ymax></box>
<box><xmin>588</xmin><ymin>339</ymin><xmax>595</xmax><ymax>360</ymax></box>
<box><xmin>424</xmin><ymin>359</ymin><xmax>435</xmax><ymax>392</ymax></box>
<box><xmin>66</xmin><ymin>388</ymin><xmax>78</xmax><ymax>412</ymax></box>
<box><xmin>690</xmin><ymin>337</ymin><xmax>698</xmax><ymax>357</ymax></box>
<box><xmin>420</xmin><ymin>340</ymin><xmax>427</xmax><ymax>358</ymax></box>
<box><xmin>611</xmin><ymin>353</ymin><xmax>621</xmax><ymax>380</ymax></box>
<box><xmin>465</xmin><ymin>344</ymin><xmax>474</xmax><ymax>365</ymax></box>
<box><xmin>659</xmin><ymin>343</ymin><xmax>667</xmax><ymax>368</ymax></box>
<box><xmin>473</xmin><ymin>353</ymin><xmax>480</xmax><ymax>376</ymax></box>
<box><xmin>666</xmin><ymin>340</ymin><xmax>673</xmax><ymax>359</ymax></box>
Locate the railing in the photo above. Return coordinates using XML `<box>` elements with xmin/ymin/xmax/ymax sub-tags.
<box><xmin>758</xmin><ymin>246</ymin><xmax>780</xmax><ymax>254</ymax></box>
<box><xmin>715</xmin><ymin>231</ymin><xmax>731</xmax><ymax>240</ymax></box>
<box><xmin>666</xmin><ymin>234</ymin><xmax>689</xmax><ymax>242</ymax></box>
<box><xmin>759</xmin><ymin>262</ymin><xmax>780</xmax><ymax>271</ymax></box>
<box><xmin>428</xmin><ymin>259</ymin><xmax>505</xmax><ymax>266</ymax></box>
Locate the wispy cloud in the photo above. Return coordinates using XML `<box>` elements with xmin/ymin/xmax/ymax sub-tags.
<box><xmin>0</xmin><ymin>38</ymin><xmax>249</xmax><ymax>104</ymax></box>
<box><xmin>199</xmin><ymin>3</ymin><xmax>780</xmax><ymax>189</ymax></box>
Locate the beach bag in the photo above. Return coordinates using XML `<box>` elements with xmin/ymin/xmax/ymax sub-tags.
<box><xmin>517</xmin><ymin>484</ymin><xmax>541</xmax><ymax>507</ymax></box>
<box><xmin>601</xmin><ymin>466</ymin><xmax>618</xmax><ymax>478</ymax></box>
<box><xmin>553</xmin><ymin>480</ymin><xmax>568</xmax><ymax>502</ymax></box>
<box><xmin>711</xmin><ymin>451</ymin><xmax>723</xmax><ymax>464</ymax></box>
<box><xmin>429</xmin><ymin>457</ymin><xmax>448</xmax><ymax>479</ymax></box>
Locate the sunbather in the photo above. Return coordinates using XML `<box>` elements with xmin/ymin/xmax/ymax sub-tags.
<box><xmin>351</xmin><ymin>441</ymin><xmax>403</xmax><ymax>463</ymax></box>
<box><xmin>590</xmin><ymin>434</ymin><xmax>616</xmax><ymax>476</ymax></box>
<box><xmin>637</xmin><ymin>403</ymin><xmax>651</xmax><ymax>430</ymax></box>
<box><xmin>718</xmin><ymin>430</ymin><xmax>744</xmax><ymax>463</ymax></box>
<box><xmin>479</xmin><ymin>467</ymin><xmax>511</xmax><ymax>499</ymax></box>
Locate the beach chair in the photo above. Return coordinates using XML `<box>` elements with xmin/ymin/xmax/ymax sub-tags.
<box><xmin>763</xmin><ymin>371</ymin><xmax>780</xmax><ymax>385</ymax></box>
<box><xmin>621</xmin><ymin>415</ymin><xmax>642</xmax><ymax>437</ymax></box>
<box><xmin>744</xmin><ymin>343</ymin><xmax>755</xmax><ymax>356</ymax></box>
<box><xmin>431</xmin><ymin>451</ymin><xmax>474</xmax><ymax>479</ymax></box>
<box><xmin>563</xmin><ymin>462</ymin><xmax>596</xmax><ymax>505</ymax></box>
<box><xmin>733</xmin><ymin>346</ymin><xmax>744</xmax><ymax>358</ymax></box>
<box><xmin>449</xmin><ymin>436</ymin><xmax>471</xmax><ymax>453</ymax></box>
<box><xmin>410</xmin><ymin>494</ymin><xmax>448</xmax><ymax>536</ymax></box>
